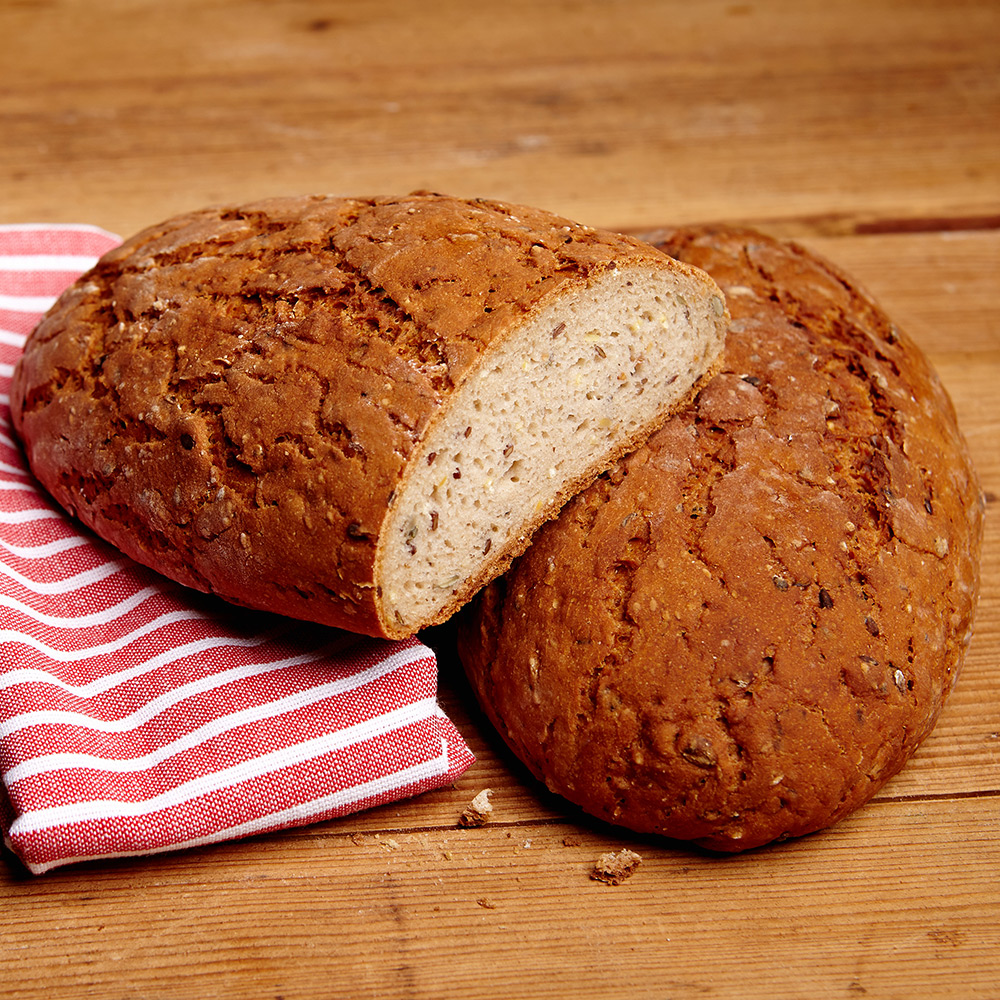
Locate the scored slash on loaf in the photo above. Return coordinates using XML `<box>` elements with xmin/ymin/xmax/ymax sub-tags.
<box><xmin>10</xmin><ymin>192</ymin><xmax>729</xmax><ymax>639</ymax></box>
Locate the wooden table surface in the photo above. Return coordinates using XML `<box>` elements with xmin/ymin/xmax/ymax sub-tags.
<box><xmin>2</xmin><ymin>2</ymin><xmax>998</xmax><ymax>998</ymax></box>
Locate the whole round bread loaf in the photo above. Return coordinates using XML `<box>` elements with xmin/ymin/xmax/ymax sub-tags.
<box><xmin>10</xmin><ymin>193</ymin><xmax>727</xmax><ymax>639</ymax></box>
<box><xmin>457</xmin><ymin>225</ymin><xmax>984</xmax><ymax>851</ymax></box>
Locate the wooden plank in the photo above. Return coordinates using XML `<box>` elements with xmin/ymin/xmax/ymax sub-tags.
<box><xmin>0</xmin><ymin>0</ymin><xmax>997</xmax><ymax>236</ymax></box>
<box><xmin>3</xmin><ymin>796</ymin><xmax>998</xmax><ymax>999</ymax></box>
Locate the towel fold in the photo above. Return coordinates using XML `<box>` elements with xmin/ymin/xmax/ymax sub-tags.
<box><xmin>0</xmin><ymin>225</ymin><xmax>474</xmax><ymax>875</ymax></box>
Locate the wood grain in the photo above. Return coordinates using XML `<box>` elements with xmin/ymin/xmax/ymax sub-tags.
<box><xmin>2</xmin><ymin>1</ymin><xmax>999</xmax><ymax>998</ymax></box>
<box><xmin>1</xmin><ymin>0</ymin><xmax>998</xmax><ymax>236</ymax></box>
<box><xmin>4</xmin><ymin>801</ymin><xmax>1000</xmax><ymax>1000</ymax></box>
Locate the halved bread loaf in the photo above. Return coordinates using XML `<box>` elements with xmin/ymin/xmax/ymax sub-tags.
<box><xmin>11</xmin><ymin>192</ymin><xmax>728</xmax><ymax>638</ymax></box>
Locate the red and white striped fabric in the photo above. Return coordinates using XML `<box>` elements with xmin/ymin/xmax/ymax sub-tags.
<box><xmin>0</xmin><ymin>225</ymin><xmax>474</xmax><ymax>874</ymax></box>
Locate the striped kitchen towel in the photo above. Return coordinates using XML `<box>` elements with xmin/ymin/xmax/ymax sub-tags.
<box><xmin>0</xmin><ymin>224</ymin><xmax>474</xmax><ymax>875</ymax></box>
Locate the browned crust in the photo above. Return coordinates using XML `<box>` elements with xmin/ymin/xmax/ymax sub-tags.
<box><xmin>457</xmin><ymin>224</ymin><xmax>985</xmax><ymax>851</ymax></box>
<box><xmin>10</xmin><ymin>192</ymin><xmax>720</xmax><ymax>637</ymax></box>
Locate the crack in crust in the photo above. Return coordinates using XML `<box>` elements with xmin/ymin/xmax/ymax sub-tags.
<box><xmin>457</xmin><ymin>225</ymin><xmax>984</xmax><ymax>852</ymax></box>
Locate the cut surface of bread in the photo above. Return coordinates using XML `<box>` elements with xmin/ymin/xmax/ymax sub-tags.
<box><xmin>11</xmin><ymin>192</ymin><xmax>727</xmax><ymax>638</ymax></box>
<box><xmin>379</xmin><ymin>263</ymin><xmax>725</xmax><ymax>632</ymax></box>
<box><xmin>457</xmin><ymin>224</ymin><xmax>984</xmax><ymax>851</ymax></box>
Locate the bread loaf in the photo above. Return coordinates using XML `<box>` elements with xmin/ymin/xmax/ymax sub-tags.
<box><xmin>457</xmin><ymin>225</ymin><xmax>984</xmax><ymax>851</ymax></box>
<box><xmin>10</xmin><ymin>193</ymin><xmax>728</xmax><ymax>639</ymax></box>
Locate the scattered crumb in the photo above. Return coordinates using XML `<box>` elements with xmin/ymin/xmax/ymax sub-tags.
<box><xmin>375</xmin><ymin>835</ymin><xmax>400</xmax><ymax>852</ymax></box>
<box><xmin>476</xmin><ymin>897</ymin><xmax>497</xmax><ymax>910</ymax></box>
<box><xmin>459</xmin><ymin>788</ymin><xmax>494</xmax><ymax>827</ymax></box>
<box><xmin>591</xmin><ymin>849</ymin><xmax>643</xmax><ymax>885</ymax></box>
<box><xmin>350</xmin><ymin>833</ymin><xmax>365</xmax><ymax>847</ymax></box>
<box><xmin>562</xmin><ymin>836</ymin><xmax>582</xmax><ymax>848</ymax></box>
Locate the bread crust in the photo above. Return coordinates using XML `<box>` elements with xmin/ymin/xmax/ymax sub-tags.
<box><xmin>457</xmin><ymin>225</ymin><xmax>985</xmax><ymax>851</ymax></box>
<box><xmin>10</xmin><ymin>192</ymin><xmax>723</xmax><ymax>637</ymax></box>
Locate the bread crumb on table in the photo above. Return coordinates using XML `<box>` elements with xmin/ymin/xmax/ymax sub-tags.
<box><xmin>458</xmin><ymin>788</ymin><xmax>494</xmax><ymax>827</ymax></box>
<box><xmin>591</xmin><ymin>849</ymin><xmax>643</xmax><ymax>885</ymax></box>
